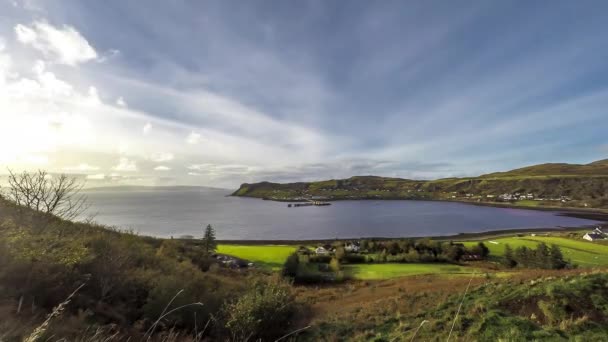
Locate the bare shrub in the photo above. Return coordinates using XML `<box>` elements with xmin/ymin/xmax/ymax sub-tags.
<box><xmin>4</xmin><ymin>169</ymin><xmax>89</xmax><ymax>220</ymax></box>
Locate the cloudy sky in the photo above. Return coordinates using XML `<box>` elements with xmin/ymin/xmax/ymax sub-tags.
<box><xmin>1</xmin><ymin>1</ymin><xmax>607</xmax><ymax>188</ymax></box>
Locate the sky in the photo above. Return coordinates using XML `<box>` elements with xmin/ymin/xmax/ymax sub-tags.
<box><xmin>1</xmin><ymin>0</ymin><xmax>607</xmax><ymax>189</ymax></box>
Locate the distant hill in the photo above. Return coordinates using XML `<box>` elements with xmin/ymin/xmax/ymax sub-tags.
<box><xmin>85</xmin><ymin>185</ymin><xmax>228</xmax><ymax>192</ymax></box>
<box><xmin>481</xmin><ymin>159</ymin><xmax>608</xmax><ymax>177</ymax></box>
<box><xmin>232</xmin><ymin>160</ymin><xmax>608</xmax><ymax>209</ymax></box>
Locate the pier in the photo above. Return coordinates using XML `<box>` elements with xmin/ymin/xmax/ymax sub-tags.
<box><xmin>288</xmin><ymin>201</ymin><xmax>331</xmax><ymax>207</ymax></box>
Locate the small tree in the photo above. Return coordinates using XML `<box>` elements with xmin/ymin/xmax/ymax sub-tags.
<box><xmin>471</xmin><ymin>242</ymin><xmax>490</xmax><ymax>258</ymax></box>
<box><xmin>201</xmin><ymin>224</ymin><xmax>217</xmax><ymax>254</ymax></box>
<box><xmin>329</xmin><ymin>257</ymin><xmax>341</xmax><ymax>272</ymax></box>
<box><xmin>282</xmin><ymin>252</ymin><xmax>299</xmax><ymax>278</ymax></box>
<box><xmin>549</xmin><ymin>244</ymin><xmax>567</xmax><ymax>269</ymax></box>
<box><xmin>334</xmin><ymin>246</ymin><xmax>345</xmax><ymax>261</ymax></box>
<box><xmin>503</xmin><ymin>244</ymin><xmax>517</xmax><ymax>268</ymax></box>
<box><xmin>4</xmin><ymin>169</ymin><xmax>89</xmax><ymax>220</ymax></box>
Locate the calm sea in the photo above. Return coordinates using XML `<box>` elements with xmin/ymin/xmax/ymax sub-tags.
<box><xmin>80</xmin><ymin>187</ymin><xmax>600</xmax><ymax>240</ymax></box>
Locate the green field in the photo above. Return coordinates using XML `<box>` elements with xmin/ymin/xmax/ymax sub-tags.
<box><xmin>344</xmin><ymin>263</ymin><xmax>477</xmax><ymax>280</ymax></box>
<box><xmin>218</xmin><ymin>235</ymin><xmax>608</xmax><ymax>278</ymax></box>
<box><xmin>461</xmin><ymin>236</ymin><xmax>608</xmax><ymax>267</ymax></box>
<box><xmin>217</xmin><ymin>244</ymin><xmax>296</xmax><ymax>270</ymax></box>
<box><xmin>217</xmin><ymin>245</ymin><xmax>480</xmax><ymax>279</ymax></box>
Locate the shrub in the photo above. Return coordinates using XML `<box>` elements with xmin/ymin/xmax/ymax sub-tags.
<box><xmin>219</xmin><ymin>277</ymin><xmax>296</xmax><ymax>341</ymax></box>
<box><xmin>342</xmin><ymin>253</ymin><xmax>366</xmax><ymax>264</ymax></box>
<box><xmin>309</xmin><ymin>255</ymin><xmax>332</xmax><ymax>263</ymax></box>
<box><xmin>282</xmin><ymin>252</ymin><xmax>299</xmax><ymax>278</ymax></box>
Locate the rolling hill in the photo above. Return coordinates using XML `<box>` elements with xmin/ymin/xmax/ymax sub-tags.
<box><xmin>232</xmin><ymin>160</ymin><xmax>608</xmax><ymax>209</ymax></box>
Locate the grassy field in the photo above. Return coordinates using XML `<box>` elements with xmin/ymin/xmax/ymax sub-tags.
<box><xmin>461</xmin><ymin>235</ymin><xmax>608</xmax><ymax>267</ymax></box>
<box><xmin>219</xmin><ymin>234</ymin><xmax>608</xmax><ymax>278</ymax></box>
<box><xmin>217</xmin><ymin>244</ymin><xmax>482</xmax><ymax>279</ymax></box>
<box><xmin>343</xmin><ymin>263</ymin><xmax>478</xmax><ymax>280</ymax></box>
<box><xmin>217</xmin><ymin>244</ymin><xmax>296</xmax><ymax>270</ymax></box>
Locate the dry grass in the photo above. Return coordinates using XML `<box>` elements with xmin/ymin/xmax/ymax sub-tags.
<box><xmin>295</xmin><ymin>268</ymin><xmax>596</xmax><ymax>328</ymax></box>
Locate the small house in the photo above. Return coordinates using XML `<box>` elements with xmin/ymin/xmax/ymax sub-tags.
<box><xmin>315</xmin><ymin>246</ymin><xmax>329</xmax><ymax>255</ymax></box>
<box><xmin>345</xmin><ymin>242</ymin><xmax>360</xmax><ymax>253</ymax></box>
<box><xmin>583</xmin><ymin>232</ymin><xmax>604</xmax><ymax>241</ymax></box>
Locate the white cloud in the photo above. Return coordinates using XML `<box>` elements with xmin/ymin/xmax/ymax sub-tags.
<box><xmin>186</xmin><ymin>131</ymin><xmax>201</xmax><ymax>144</ymax></box>
<box><xmin>14</xmin><ymin>24</ymin><xmax>36</xmax><ymax>44</ymax></box>
<box><xmin>86</xmin><ymin>173</ymin><xmax>106</xmax><ymax>180</ymax></box>
<box><xmin>150</xmin><ymin>152</ymin><xmax>173</xmax><ymax>162</ymax></box>
<box><xmin>14</xmin><ymin>21</ymin><xmax>98</xmax><ymax>66</ymax></box>
<box><xmin>63</xmin><ymin>163</ymin><xmax>100</xmax><ymax>171</ymax></box>
<box><xmin>86</xmin><ymin>86</ymin><xmax>101</xmax><ymax>105</ymax></box>
<box><xmin>143</xmin><ymin>122</ymin><xmax>152</xmax><ymax>134</ymax></box>
<box><xmin>154</xmin><ymin>165</ymin><xmax>171</xmax><ymax>171</ymax></box>
<box><xmin>187</xmin><ymin>172</ymin><xmax>201</xmax><ymax>176</ymax></box>
<box><xmin>116</xmin><ymin>96</ymin><xmax>127</xmax><ymax>107</ymax></box>
<box><xmin>112</xmin><ymin>157</ymin><xmax>137</xmax><ymax>171</ymax></box>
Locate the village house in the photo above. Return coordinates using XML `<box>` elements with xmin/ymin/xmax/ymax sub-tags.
<box><xmin>583</xmin><ymin>232</ymin><xmax>604</xmax><ymax>241</ymax></box>
<box><xmin>583</xmin><ymin>227</ymin><xmax>606</xmax><ymax>241</ymax></box>
<box><xmin>315</xmin><ymin>246</ymin><xmax>329</xmax><ymax>255</ymax></box>
<box><xmin>344</xmin><ymin>242</ymin><xmax>360</xmax><ymax>253</ymax></box>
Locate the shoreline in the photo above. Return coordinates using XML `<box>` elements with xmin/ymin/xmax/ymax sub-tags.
<box><xmin>239</xmin><ymin>194</ymin><xmax>608</xmax><ymax>221</ymax></box>
<box><xmin>213</xmin><ymin>223</ymin><xmax>604</xmax><ymax>246</ymax></box>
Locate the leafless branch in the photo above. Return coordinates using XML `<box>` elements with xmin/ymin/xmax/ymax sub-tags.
<box><xmin>4</xmin><ymin>169</ymin><xmax>90</xmax><ymax>220</ymax></box>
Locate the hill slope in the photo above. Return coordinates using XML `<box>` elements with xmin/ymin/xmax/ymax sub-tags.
<box><xmin>232</xmin><ymin>160</ymin><xmax>608</xmax><ymax>208</ymax></box>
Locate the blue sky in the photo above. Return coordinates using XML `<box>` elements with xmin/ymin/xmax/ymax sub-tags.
<box><xmin>1</xmin><ymin>0</ymin><xmax>607</xmax><ymax>188</ymax></box>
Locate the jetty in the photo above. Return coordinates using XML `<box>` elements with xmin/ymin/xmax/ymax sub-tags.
<box><xmin>288</xmin><ymin>201</ymin><xmax>331</xmax><ymax>208</ymax></box>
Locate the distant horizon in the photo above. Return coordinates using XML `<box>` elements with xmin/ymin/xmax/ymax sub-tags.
<box><xmin>4</xmin><ymin>156</ymin><xmax>597</xmax><ymax>190</ymax></box>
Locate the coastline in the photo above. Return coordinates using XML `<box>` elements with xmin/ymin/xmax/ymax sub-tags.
<box><xmin>213</xmin><ymin>224</ymin><xmax>604</xmax><ymax>246</ymax></box>
<box><xmin>235</xmin><ymin>194</ymin><xmax>608</xmax><ymax>221</ymax></box>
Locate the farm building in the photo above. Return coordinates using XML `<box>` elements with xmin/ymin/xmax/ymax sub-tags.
<box><xmin>583</xmin><ymin>232</ymin><xmax>605</xmax><ymax>241</ymax></box>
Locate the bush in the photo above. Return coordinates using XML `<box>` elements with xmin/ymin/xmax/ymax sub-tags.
<box><xmin>309</xmin><ymin>255</ymin><xmax>332</xmax><ymax>263</ymax></box>
<box><xmin>282</xmin><ymin>252</ymin><xmax>299</xmax><ymax>278</ymax></box>
<box><xmin>219</xmin><ymin>277</ymin><xmax>296</xmax><ymax>341</ymax></box>
<box><xmin>342</xmin><ymin>253</ymin><xmax>366</xmax><ymax>264</ymax></box>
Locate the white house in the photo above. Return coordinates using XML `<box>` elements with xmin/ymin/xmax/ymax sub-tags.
<box><xmin>315</xmin><ymin>246</ymin><xmax>329</xmax><ymax>255</ymax></box>
<box><xmin>344</xmin><ymin>243</ymin><xmax>360</xmax><ymax>253</ymax></box>
<box><xmin>583</xmin><ymin>232</ymin><xmax>604</xmax><ymax>241</ymax></box>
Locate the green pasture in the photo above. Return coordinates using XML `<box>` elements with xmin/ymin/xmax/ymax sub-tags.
<box><xmin>217</xmin><ymin>244</ymin><xmax>296</xmax><ymax>270</ymax></box>
<box><xmin>343</xmin><ymin>263</ymin><xmax>477</xmax><ymax>280</ymax></box>
<box><xmin>461</xmin><ymin>236</ymin><xmax>608</xmax><ymax>267</ymax></box>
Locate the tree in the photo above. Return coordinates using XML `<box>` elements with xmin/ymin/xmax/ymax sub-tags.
<box><xmin>445</xmin><ymin>244</ymin><xmax>465</xmax><ymax>262</ymax></box>
<box><xmin>388</xmin><ymin>241</ymin><xmax>401</xmax><ymax>255</ymax></box>
<box><xmin>282</xmin><ymin>252</ymin><xmax>299</xmax><ymax>278</ymax></box>
<box><xmin>379</xmin><ymin>248</ymin><xmax>388</xmax><ymax>262</ymax></box>
<box><xmin>4</xmin><ymin>169</ymin><xmax>89</xmax><ymax>220</ymax></box>
<box><xmin>503</xmin><ymin>244</ymin><xmax>517</xmax><ymax>268</ymax></box>
<box><xmin>335</xmin><ymin>246</ymin><xmax>345</xmax><ymax>261</ymax></box>
<box><xmin>329</xmin><ymin>257</ymin><xmax>341</xmax><ymax>272</ymax></box>
<box><xmin>549</xmin><ymin>244</ymin><xmax>567</xmax><ymax>269</ymax></box>
<box><xmin>201</xmin><ymin>224</ymin><xmax>217</xmax><ymax>254</ymax></box>
<box><xmin>535</xmin><ymin>242</ymin><xmax>551</xmax><ymax>268</ymax></box>
<box><xmin>471</xmin><ymin>242</ymin><xmax>490</xmax><ymax>258</ymax></box>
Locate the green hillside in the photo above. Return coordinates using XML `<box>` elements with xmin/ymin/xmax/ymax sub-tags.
<box><xmin>232</xmin><ymin>160</ymin><xmax>608</xmax><ymax>208</ymax></box>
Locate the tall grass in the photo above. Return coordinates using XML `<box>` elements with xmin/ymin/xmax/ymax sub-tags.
<box><xmin>24</xmin><ymin>283</ymin><xmax>86</xmax><ymax>342</ymax></box>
